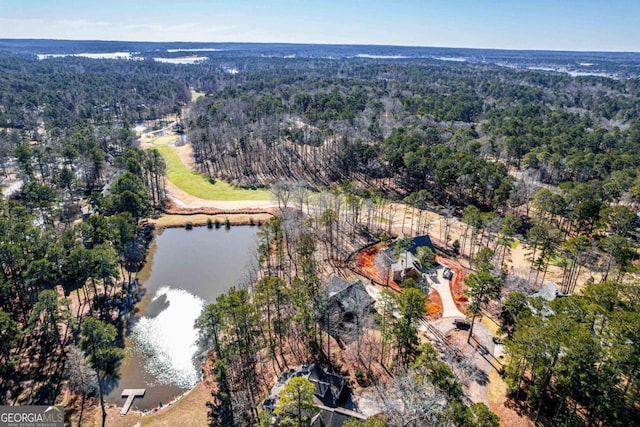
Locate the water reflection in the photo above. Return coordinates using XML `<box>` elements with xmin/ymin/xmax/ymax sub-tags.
<box><xmin>106</xmin><ymin>225</ymin><xmax>258</xmax><ymax>410</ymax></box>
<box><xmin>132</xmin><ymin>286</ymin><xmax>204</xmax><ymax>388</ymax></box>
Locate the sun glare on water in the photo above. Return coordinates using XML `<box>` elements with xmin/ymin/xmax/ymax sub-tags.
<box><xmin>132</xmin><ymin>286</ymin><xmax>205</xmax><ymax>389</ymax></box>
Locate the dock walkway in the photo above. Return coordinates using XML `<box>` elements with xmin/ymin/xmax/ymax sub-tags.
<box><xmin>120</xmin><ymin>389</ymin><xmax>146</xmax><ymax>416</ymax></box>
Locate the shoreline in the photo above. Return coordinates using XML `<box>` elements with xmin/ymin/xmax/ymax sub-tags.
<box><xmin>107</xmin><ymin>215</ymin><xmax>260</xmax><ymax>414</ymax></box>
<box><xmin>148</xmin><ymin>212</ymin><xmax>273</xmax><ymax>228</ymax></box>
<box><xmin>111</xmin><ymin>382</ymin><xmax>199</xmax><ymax>416</ymax></box>
<box><xmin>101</xmin><ymin>382</ymin><xmax>211</xmax><ymax>426</ymax></box>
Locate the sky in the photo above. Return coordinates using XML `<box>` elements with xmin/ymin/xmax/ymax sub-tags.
<box><xmin>0</xmin><ymin>0</ymin><xmax>638</xmax><ymax>52</ymax></box>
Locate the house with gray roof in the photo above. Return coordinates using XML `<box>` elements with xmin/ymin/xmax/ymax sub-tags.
<box><xmin>389</xmin><ymin>234</ymin><xmax>437</xmax><ymax>286</ymax></box>
<box><xmin>324</xmin><ymin>277</ymin><xmax>376</xmax><ymax>343</ymax></box>
<box><xmin>263</xmin><ymin>363</ymin><xmax>367</xmax><ymax>426</ymax></box>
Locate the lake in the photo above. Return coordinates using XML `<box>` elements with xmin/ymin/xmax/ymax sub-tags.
<box><xmin>105</xmin><ymin>225</ymin><xmax>259</xmax><ymax>410</ymax></box>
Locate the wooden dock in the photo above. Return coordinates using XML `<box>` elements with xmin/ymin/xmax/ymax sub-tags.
<box><xmin>120</xmin><ymin>389</ymin><xmax>146</xmax><ymax>416</ymax></box>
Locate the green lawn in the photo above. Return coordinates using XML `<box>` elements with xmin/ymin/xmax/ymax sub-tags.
<box><xmin>548</xmin><ymin>253</ymin><xmax>566</xmax><ymax>267</ymax></box>
<box><xmin>191</xmin><ymin>90</ymin><xmax>205</xmax><ymax>101</ymax></box>
<box><xmin>152</xmin><ymin>137</ymin><xmax>270</xmax><ymax>201</ymax></box>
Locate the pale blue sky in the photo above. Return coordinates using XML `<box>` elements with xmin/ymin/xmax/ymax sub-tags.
<box><xmin>0</xmin><ymin>0</ymin><xmax>638</xmax><ymax>51</ymax></box>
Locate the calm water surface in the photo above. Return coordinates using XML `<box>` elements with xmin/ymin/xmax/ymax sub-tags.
<box><xmin>106</xmin><ymin>225</ymin><xmax>258</xmax><ymax>410</ymax></box>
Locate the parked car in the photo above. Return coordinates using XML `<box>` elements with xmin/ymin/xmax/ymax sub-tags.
<box><xmin>453</xmin><ymin>319</ymin><xmax>470</xmax><ymax>330</ymax></box>
<box><xmin>442</xmin><ymin>267</ymin><xmax>453</xmax><ymax>280</ymax></box>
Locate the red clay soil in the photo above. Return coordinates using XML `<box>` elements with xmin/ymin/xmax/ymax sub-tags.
<box><xmin>436</xmin><ymin>255</ymin><xmax>470</xmax><ymax>313</ymax></box>
<box><xmin>352</xmin><ymin>243</ymin><xmax>443</xmax><ymax>318</ymax></box>
<box><xmin>427</xmin><ymin>288</ymin><xmax>444</xmax><ymax>319</ymax></box>
<box><xmin>352</xmin><ymin>244</ymin><xmax>402</xmax><ymax>291</ymax></box>
<box><xmin>491</xmin><ymin>398</ymin><xmax>536</xmax><ymax>427</ymax></box>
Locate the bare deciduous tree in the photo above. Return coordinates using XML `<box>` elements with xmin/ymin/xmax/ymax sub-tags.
<box><xmin>376</xmin><ymin>368</ymin><xmax>449</xmax><ymax>427</ymax></box>
<box><xmin>65</xmin><ymin>345</ymin><xmax>98</xmax><ymax>427</ymax></box>
<box><xmin>271</xmin><ymin>181</ymin><xmax>293</xmax><ymax>210</ymax></box>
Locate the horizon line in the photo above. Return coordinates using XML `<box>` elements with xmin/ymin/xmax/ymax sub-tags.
<box><xmin>1</xmin><ymin>37</ymin><xmax>639</xmax><ymax>55</ymax></box>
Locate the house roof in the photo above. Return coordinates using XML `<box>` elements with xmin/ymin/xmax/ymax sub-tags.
<box><xmin>391</xmin><ymin>251</ymin><xmax>421</xmax><ymax>273</ymax></box>
<box><xmin>264</xmin><ymin>363</ymin><xmax>349</xmax><ymax>412</ymax></box>
<box><xmin>327</xmin><ymin>278</ymin><xmax>374</xmax><ymax>313</ymax></box>
<box><xmin>311</xmin><ymin>407</ymin><xmax>362</xmax><ymax>427</ymax></box>
<box><xmin>533</xmin><ymin>282</ymin><xmax>559</xmax><ymax>301</ymax></box>
<box><xmin>265</xmin><ymin>363</ymin><xmax>368</xmax><ymax>426</ymax></box>
<box><xmin>328</xmin><ymin>277</ymin><xmax>354</xmax><ymax>298</ymax></box>
<box><xmin>308</xmin><ymin>363</ymin><xmax>346</xmax><ymax>407</ymax></box>
<box><xmin>406</xmin><ymin>234</ymin><xmax>435</xmax><ymax>254</ymax></box>
<box><xmin>389</xmin><ymin>235</ymin><xmax>436</xmax><ymax>277</ymax></box>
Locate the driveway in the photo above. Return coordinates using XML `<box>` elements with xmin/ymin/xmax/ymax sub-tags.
<box><xmin>427</xmin><ymin>266</ymin><xmax>466</xmax><ymax>318</ymax></box>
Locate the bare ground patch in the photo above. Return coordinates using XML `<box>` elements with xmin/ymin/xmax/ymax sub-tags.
<box><xmin>88</xmin><ymin>382</ymin><xmax>211</xmax><ymax>427</ymax></box>
<box><xmin>149</xmin><ymin>213</ymin><xmax>273</xmax><ymax>228</ymax></box>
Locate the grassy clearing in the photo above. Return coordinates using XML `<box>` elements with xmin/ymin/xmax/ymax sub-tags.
<box><xmin>509</xmin><ymin>239</ymin><xmax>520</xmax><ymax>249</ymax></box>
<box><xmin>191</xmin><ymin>90</ymin><xmax>205</xmax><ymax>102</ymax></box>
<box><xmin>488</xmin><ymin>367</ymin><xmax>508</xmax><ymax>404</ymax></box>
<box><xmin>480</xmin><ymin>316</ymin><xmax>500</xmax><ymax>336</ymax></box>
<box><xmin>152</xmin><ymin>139</ymin><xmax>270</xmax><ymax>201</ymax></box>
<box><xmin>152</xmin><ymin>135</ymin><xmax>178</xmax><ymax>146</ymax></box>
<box><xmin>139</xmin><ymin>383</ymin><xmax>210</xmax><ymax>427</ymax></box>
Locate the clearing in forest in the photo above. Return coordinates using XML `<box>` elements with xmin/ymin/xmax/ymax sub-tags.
<box><xmin>190</xmin><ymin>90</ymin><xmax>205</xmax><ymax>101</ymax></box>
<box><xmin>151</xmin><ymin>135</ymin><xmax>270</xmax><ymax>201</ymax></box>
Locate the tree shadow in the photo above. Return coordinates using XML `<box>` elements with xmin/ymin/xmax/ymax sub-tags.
<box><xmin>101</xmin><ymin>372</ymin><xmax>123</xmax><ymax>396</ymax></box>
<box><xmin>469</xmin><ymin>366</ymin><xmax>489</xmax><ymax>386</ymax></box>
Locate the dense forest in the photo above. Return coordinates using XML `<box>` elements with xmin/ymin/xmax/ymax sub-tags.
<box><xmin>187</xmin><ymin>58</ymin><xmax>640</xmax><ymax>208</ymax></box>
<box><xmin>0</xmin><ymin>53</ymin><xmax>185</xmax><ymax>426</ymax></box>
<box><xmin>0</xmin><ymin>41</ymin><xmax>639</xmax><ymax>426</ymax></box>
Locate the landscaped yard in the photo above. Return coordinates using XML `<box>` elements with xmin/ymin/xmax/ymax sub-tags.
<box><xmin>152</xmin><ymin>136</ymin><xmax>270</xmax><ymax>201</ymax></box>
